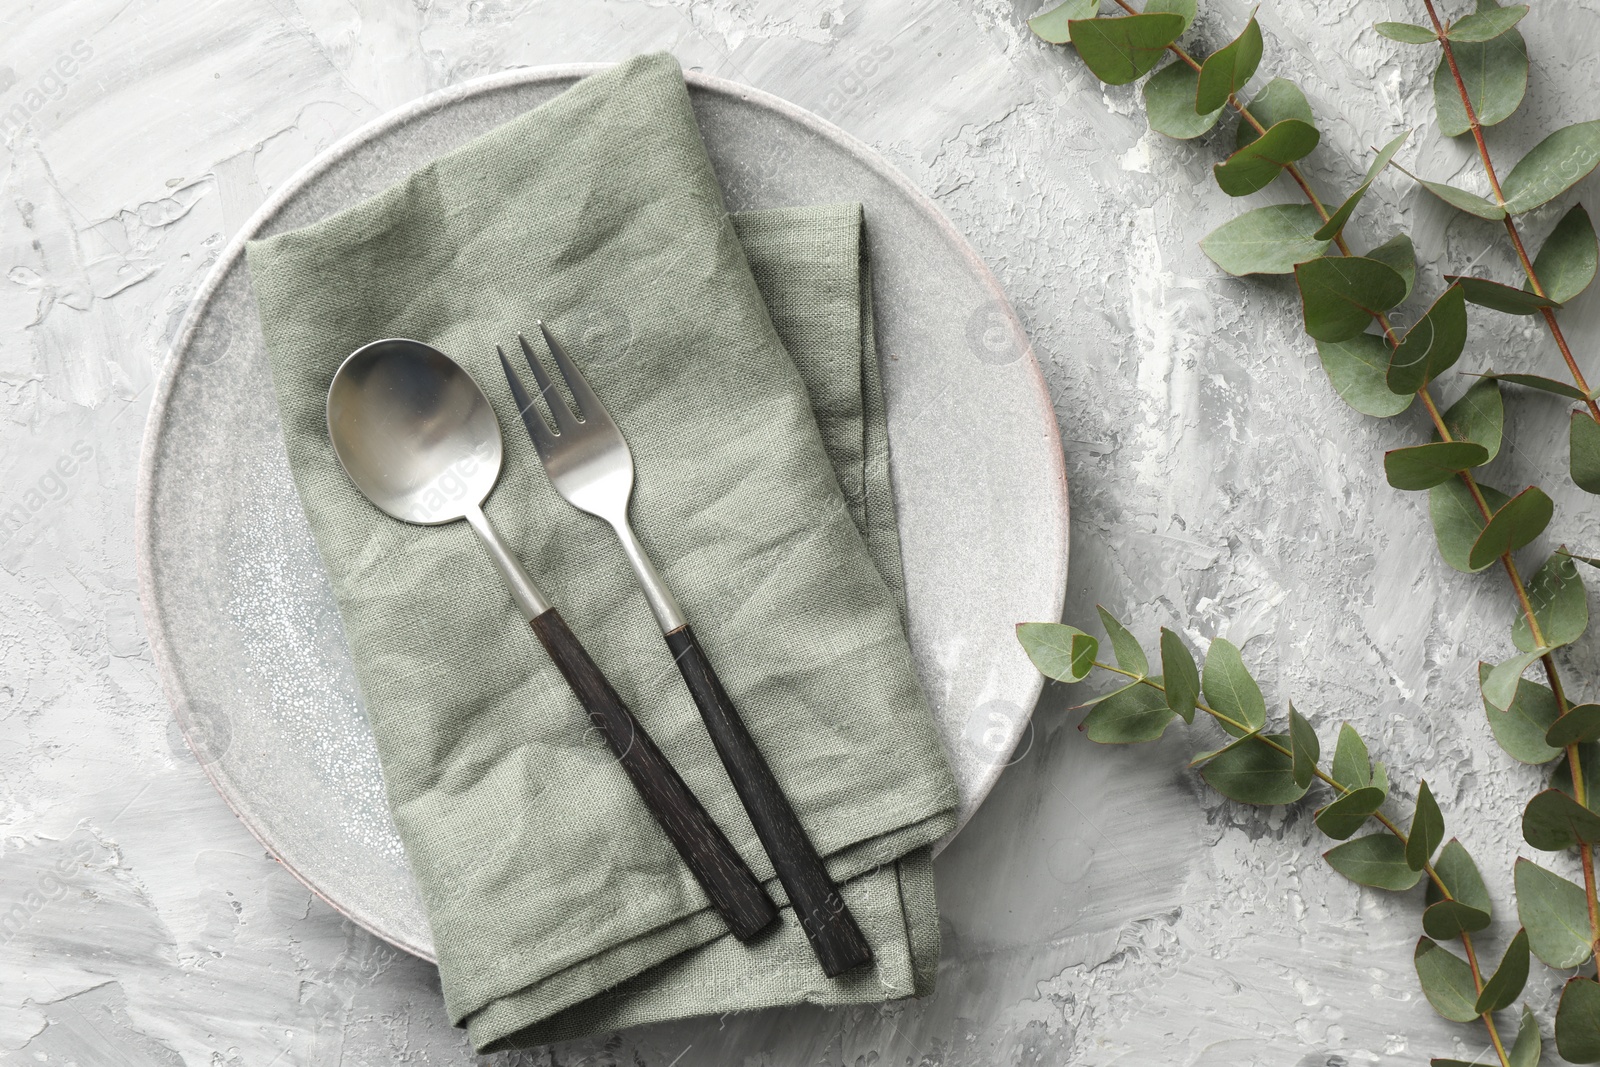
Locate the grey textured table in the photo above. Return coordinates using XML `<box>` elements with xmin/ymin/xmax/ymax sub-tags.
<box><xmin>4</xmin><ymin>0</ymin><xmax>1597</xmax><ymax>1064</ymax></box>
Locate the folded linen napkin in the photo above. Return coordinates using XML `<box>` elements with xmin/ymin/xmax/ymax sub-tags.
<box><xmin>245</xmin><ymin>53</ymin><xmax>957</xmax><ymax>1049</ymax></box>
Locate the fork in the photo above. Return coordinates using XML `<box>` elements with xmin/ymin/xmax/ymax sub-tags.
<box><xmin>498</xmin><ymin>323</ymin><xmax>874</xmax><ymax>978</ymax></box>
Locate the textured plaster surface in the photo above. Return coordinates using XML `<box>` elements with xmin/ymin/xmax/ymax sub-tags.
<box><xmin>3</xmin><ymin>0</ymin><xmax>1598</xmax><ymax>1064</ymax></box>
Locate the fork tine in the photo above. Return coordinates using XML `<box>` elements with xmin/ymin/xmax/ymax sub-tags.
<box><xmin>539</xmin><ymin>321</ymin><xmax>615</xmax><ymax>429</ymax></box>
<box><xmin>497</xmin><ymin>344</ymin><xmax>559</xmax><ymax>455</ymax></box>
<box><xmin>518</xmin><ymin>332</ymin><xmax>581</xmax><ymax>433</ymax></box>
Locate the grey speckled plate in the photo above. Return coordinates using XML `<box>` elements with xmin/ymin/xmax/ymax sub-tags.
<box><xmin>135</xmin><ymin>64</ymin><xmax>1068</xmax><ymax>961</ymax></box>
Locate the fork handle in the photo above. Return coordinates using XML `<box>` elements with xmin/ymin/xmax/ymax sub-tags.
<box><xmin>664</xmin><ymin>625</ymin><xmax>874</xmax><ymax>977</ymax></box>
<box><xmin>529</xmin><ymin>608</ymin><xmax>777</xmax><ymax>941</ymax></box>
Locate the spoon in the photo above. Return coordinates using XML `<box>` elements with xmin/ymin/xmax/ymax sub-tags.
<box><xmin>326</xmin><ymin>338</ymin><xmax>777</xmax><ymax>942</ymax></box>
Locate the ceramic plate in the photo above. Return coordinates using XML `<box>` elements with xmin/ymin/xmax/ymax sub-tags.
<box><xmin>135</xmin><ymin>64</ymin><xmax>1068</xmax><ymax>961</ymax></box>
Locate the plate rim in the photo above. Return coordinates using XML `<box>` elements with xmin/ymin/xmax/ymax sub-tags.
<box><xmin>134</xmin><ymin>61</ymin><xmax>1069</xmax><ymax>962</ymax></box>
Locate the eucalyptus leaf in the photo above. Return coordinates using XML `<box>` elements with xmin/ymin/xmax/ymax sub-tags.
<box><xmin>1429</xmin><ymin>838</ymin><xmax>1492</xmax><ymax>915</ymax></box>
<box><xmin>1447</xmin><ymin>274</ymin><xmax>1559</xmax><ymax>314</ymax></box>
<box><xmin>1331</xmin><ymin>723</ymin><xmax>1373</xmax><ymax>789</ymax></box>
<box><xmin>1068</xmin><ymin>13</ymin><xmax>1188</xmax><ymax>84</ymax></box>
<box><xmin>1511</xmin><ymin>552</ymin><xmax>1587</xmax><ymax>653</ymax></box>
<box><xmin>1097</xmin><ymin>605</ymin><xmax>1149</xmax><ymax>676</ymax></box>
<box><xmin>1214</xmin><ymin>119</ymin><xmax>1321</xmax><ymax>197</ymax></box>
<box><xmin>1319</xmin><ymin>334</ymin><xmax>1413</xmax><ymax>418</ymax></box>
<box><xmin>1159</xmin><ymin>628</ymin><xmax>1199</xmax><ymax>723</ymax></box>
<box><xmin>1553</xmin><ymin>742</ymin><xmax>1600</xmax><ymax>807</ymax></box>
<box><xmin>1018</xmin><ymin>622</ymin><xmax>1099</xmax><ymax>682</ymax></box>
<box><xmin>1325</xmin><ymin>833</ymin><xmax>1423</xmax><ymax>890</ymax></box>
<box><xmin>1028</xmin><ymin>0</ymin><xmax>1098</xmax><ymax>43</ymax></box>
<box><xmin>1481</xmin><ymin>372</ymin><xmax>1592</xmax><ymax>402</ymax></box>
<box><xmin>1367</xmin><ymin>234</ymin><xmax>1416</xmax><ymax>300</ymax></box>
<box><xmin>1414</xmin><ymin>937</ymin><xmax>1483</xmax><ymax>1023</ymax></box>
<box><xmin>1289</xmin><ymin>704</ymin><xmax>1318</xmax><ymax>790</ymax></box>
<box><xmin>1407</xmin><ymin>779</ymin><xmax>1445</xmax><ymax>871</ymax></box>
<box><xmin>1195</xmin><ymin>15</ymin><xmax>1262</xmax><ymax>114</ymax></box>
<box><xmin>1383</xmin><ymin>441</ymin><xmax>1489</xmax><ymax>491</ymax></box>
<box><xmin>1401</xmin><ymin>165</ymin><xmax>1507</xmax><ymax>220</ymax></box>
<box><xmin>1547</xmin><ymin>704</ymin><xmax>1600</xmax><ymax>747</ymax></box>
<box><xmin>1083</xmin><ymin>680</ymin><xmax>1178</xmax><ymax>743</ymax></box>
<box><xmin>1145</xmin><ymin>0</ymin><xmax>1197</xmax><ymax>29</ymax></box>
<box><xmin>1478</xmin><ymin>661</ymin><xmax>1562</xmax><ymax>763</ymax></box>
<box><xmin>1422</xmin><ymin>899</ymin><xmax>1493</xmax><ymax>940</ymax></box>
<box><xmin>1375</xmin><ymin>21</ymin><xmax>1437</xmax><ymax>43</ymax></box>
<box><xmin>1145</xmin><ymin>61</ymin><xmax>1225</xmax><ymax>140</ymax></box>
<box><xmin>1523</xmin><ymin>787</ymin><xmax>1600</xmax><ymax>850</ymax></box>
<box><xmin>1509</xmin><ymin>1006</ymin><xmax>1543</xmax><ymax>1067</ymax></box>
<box><xmin>1529</xmin><ymin>204</ymin><xmax>1598</xmax><ymax>304</ymax></box>
<box><xmin>1201</xmin><ymin>204</ymin><xmax>1329</xmax><ymax>275</ymax></box>
<box><xmin>1237</xmin><ymin>78</ymin><xmax>1313</xmax><ymax>149</ymax></box>
<box><xmin>1468</xmin><ymin>486</ymin><xmax>1552</xmax><ymax>572</ymax></box>
<box><xmin>1317</xmin><ymin>131</ymin><xmax>1411</xmax><ymax>241</ymax></box>
<box><xmin>1429</xmin><ymin>479</ymin><xmax>1510</xmax><ymax>573</ymax></box>
<box><xmin>1200</xmin><ymin>733</ymin><xmax>1308</xmax><ymax>804</ymax></box>
<box><xmin>1500</xmin><ymin>120</ymin><xmax>1600</xmax><ymax>214</ymax></box>
<box><xmin>1484</xmin><ymin>648</ymin><xmax>1546</xmax><ymax>713</ymax></box>
<box><xmin>1439</xmin><ymin>376</ymin><xmax>1503</xmax><ymax>460</ymax></box>
<box><xmin>1315</xmin><ymin>784</ymin><xmax>1387</xmax><ymax>840</ymax></box>
<box><xmin>1296</xmin><ymin>255</ymin><xmax>1409</xmax><ymax>342</ymax></box>
<box><xmin>1390</xmin><ymin>285</ymin><xmax>1468</xmax><ymax>394</ymax></box>
<box><xmin>1201</xmin><ymin>636</ymin><xmax>1267</xmax><ymax>736</ymax></box>
<box><xmin>1555</xmin><ymin>978</ymin><xmax>1600</xmax><ymax>1063</ymax></box>
<box><xmin>1449</xmin><ymin>3</ymin><xmax>1527</xmax><ymax>42</ymax></box>
<box><xmin>1515</xmin><ymin>857</ymin><xmax>1595</xmax><ymax>968</ymax></box>
<box><xmin>1473</xmin><ymin>928</ymin><xmax>1528</xmax><ymax>1014</ymax></box>
<box><xmin>1571</xmin><ymin>411</ymin><xmax>1600</xmax><ymax>494</ymax></box>
<box><xmin>1432</xmin><ymin>0</ymin><xmax>1528</xmax><ymax>137</ymax></box>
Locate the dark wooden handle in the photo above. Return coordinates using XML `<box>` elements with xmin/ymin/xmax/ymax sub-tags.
<box><xmin>665</xmin><ymin>624</ymin><xmax>873</xmax><ymax>977</ymax></box>
<box><xmin>529</xmin><ymin>608</ymin><xmax>776</xmax><ymax>941</ymax></box>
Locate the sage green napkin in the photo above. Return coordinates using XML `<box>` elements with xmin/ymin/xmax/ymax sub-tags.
<box><xmin>245</xmin><ymin>53</ymin><xmax>957</xmax><ymax>1050</ymax></box>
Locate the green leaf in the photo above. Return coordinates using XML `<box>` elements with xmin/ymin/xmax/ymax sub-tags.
<box><xmin>1201</xmin><ymin>636</ymin><xmax>1266</xmax><ymax>736</ymax></box>
<box><xmin>1367</xmin><ymin>234</ymin><xmax>1417</xmax><ymax>301</ymax></box>
<box><xmin>1316</xmin><ymin>131</ymin><xmax>1411</xmax><ymax>241</ymax></box>
<box><xmin>1449</xmin><ymin>3</ymin><xmax>1527</xmax><ymax>41</ymax></box>
<box><xmin>1389</xmin><ymin>285</ymin><xmax>1468</xmax><ymax>394</ymax></box>
<box><xmin>1512</xmin><ymin>552</ymin><xmax>1587</xmax><ymax>652</ymax></box>
<box><xmin>1400</xmin><ymin>164</ymin><xmax>1507</xmax><ymax>220</ymax></box>
<box><xmin>1481</xmin><ymin>372</ymin><xmax>1592</xmax><ymax>402</ymax></box>
<box><xmin>1556</xmin><ymin>978</ymin><xmax>1600</xmax><ymax>1063</ymax></box>
<box><xmin>1484</xmin><ymin>648</ymin><xmax>1546</xmax><ymax>713</ymax></box>
<box><xmin>1554</xmin><ymin>742</ymin><xmax>1600</xmax><ymax>808</ymax></box>
<box><xmin>1144</xmin><ymin>61</ymin><xmax>1225</xmax><ymax>139</ymax></box>
<box><xmin>1200</xmin><ymin>733</ymin><xmax>1308</xmax><ymax>804</ymax></box>
<box><xmin>1432</xmin><ymin>0</ymin><xmax>1528</xmax><ymax>137</ymax></box>
<box><xmin>1469</xmin><ymin>486</ymin><xmax>1552</xmax><ymax>572</ymax></box>
<box><xmin>1096</xmin><ymin>606</ymin><xmax>1149</xmax><ymax>676</ymax></box>
<box><xmin>1530</xmin><ymin>205</ymin><xmax>1598</xmax><ymax>305</ymax></box>
<box><xmin>1501</xmin><ymin>120</ymin><xmax>1600</xmax><ymax>214</ymax></box>
<box><xmin>1448</xmin><ymin>274</ymin><xmax>1559</xmax><ymax>314</ymax></box>
<box><xmin>1316</xmin><ymin>784</ymin><xmax>1388</xmax><ymax>839</ymax></box>
<box><xmin>1509</xmin><ymin>1006</ymin><xmax>1543</xmax><ymax>1067</ymax></box>
<box><xmin>1422</xmin><ymin>899</ymin><xmax>1493</xmax><ymax>940</ymax></box>
<box><xmin>1524</xmin><ymin>787</ymin><xmax>1600</xmax><ymax>850</ymax></box>
<box><xmin>1414</xmin><ymin>937</ymin><xmax>1483</xmax><ymax>1023</ymax></box>
<box><xmin>1159</xmin><ymin>628</ymin><xmax>1199</xmax><ymax>724</ymax></box>
<box><xmin>1326</xmin><ymin>833</ymin><xmax>1423</xmax><ymax>890</ymax></box>
<box><xmin>1430</xmin><ymin>480</ymin><xmax>1510</xmax><ymax>573</ymax></box>
<box><xmin>1548</xmin><ymin>704</ymin><xmax>1600</xmax><ymax>747</ymax></box>
<box><xmin>1318</xmin><ymin>334</ymin><xmax>1413</xmax><ymax>418</ymax></box>
<box><xmin>1214</xmin><ymin>120</ymin><xmax>1321</xmax><ymax>197</ymax></box>
<box><xmin>1083</xmin><ymin>680</ymin><xmax>1178</xmax><ymax>743</ymax></box>
<box><xmin>1018</xmin><ymin>623</ymin><xmax>1099</xmax><ymax>682</ymax></box>
<box><xmin>1384</xmin><ymin>441</ymin><xmax>1490</xmax><ymax>490</ymax></box>
<box><xmin>1375</xmin><ymin>21</ymin><xmax>1437</xmax><ymax>43</ymax></box>
<box><xmin>1429</xmin><ymin>838</ymin><xmax>1492</xmax><ymax>914</ymax></box>
<box><xmin>1439</xmin><ymin>376</ymin><xmax>1503</xmax><ymax>460</ymax></box>
<box><xmin>1296</xmin><ymin>256</ymin><xmax>1409</xmax><ymax>342</ymax></box>
<box><xmin>1479</xmin><ymin>662</ymin><xmax>1562</xmax><ymax>762</ymax></box>
<box><xmin>1407</xmin><ymin>779</ymin><xmax>1445</xmax><ymax>870</ymax></box>
<box><xmin>1516</xmin><ymin>858</ymin><xmax>1595</xmax><ymax>968</ymax></box>
<box><xmin>1145</xmin><ymin>0</ymin><xmax>1197</xmax><ymax>29</ymax></box>
<box><xmin>1237</xmin><ymin>78</ymin><xmax>1312</xmax><ymax>149</ymax></box>
<box><xmin>1572</xmin><ymin>411</ymin><xmax>1600</xmax><ymax>494</ymax></box>
<box><xmin>1069</xmin><ymin>13</ymin><xmax>1188</xmax><ymax>84</ymax></box>
<box><xmin>1331</xmin><ymin>723</ymin><xmax>1373</xmax><ymax>789</ymax></box>
<box><xmin>1474</xmin><ymin>928</ymin><xmax>1529</xmax><ymax>1014</ymax></box>
<box><xmin>1201</xmin><ymin>204</ymin><xmax>1329</xmax><ymax>276</ymax></box>
<box><xmin>1028</xmin><ymin>0</ymin><xmax>1098</xmax><ymax>42</ymax></box>
<box><xmin>1289</xmin><ymin>705</ymin><xmax>1318</xmax><ymax>790</ymax></box>
<box><xmin>1195</xmin><ymin>15</ymin><xmax>1262</xmax><ymax>113</ymax></box>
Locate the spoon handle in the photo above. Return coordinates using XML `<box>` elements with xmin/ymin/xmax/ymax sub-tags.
<box><xmin>528</xmin><ymin>607</ymin><xmax>778</xmax><ymax>942</ymax></box>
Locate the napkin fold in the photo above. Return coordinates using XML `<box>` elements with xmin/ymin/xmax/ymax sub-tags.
<box><xmin>245</xmin><ymin>53</ymin><xmax>956</xmax><ymax>1049</ymax></box>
